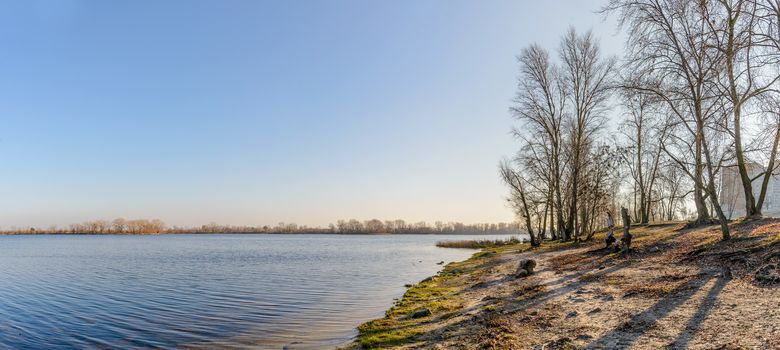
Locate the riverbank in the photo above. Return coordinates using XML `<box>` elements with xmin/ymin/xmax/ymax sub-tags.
<box><xmin>348</xmin><ymin>218</ymin><xmax>780</xmax><ymax>349</ymax></box>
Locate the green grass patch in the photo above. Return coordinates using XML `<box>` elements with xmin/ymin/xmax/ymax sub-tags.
<box><xmin>350</xmin><ymin>244</ymin><xmax>505</xmax><ymax>348</ymax></box>
<box><xmin>355</xmin><ymin>319</ymin><xmax>424</xmax><ymax>348</ymax></box>
<box><xmin>351</xmin><ymin>240</ymin><xmax>533</xmax><ymax>349</ymax></box>
<box><xmin>387</xmin><ymin>284</ymin><xmax>459</xmax><ymax>317</ymax></box>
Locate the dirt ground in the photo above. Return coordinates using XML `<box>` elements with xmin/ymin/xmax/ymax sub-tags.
<box><xmin>352</xmin><ymin>219</ymin><xmax>780</xmax><ymax>350</ymax></box>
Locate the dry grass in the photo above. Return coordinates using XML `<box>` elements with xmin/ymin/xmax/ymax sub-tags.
<box><xmin>435</xmin><ymin>237</ymin><xmax>522</xmax><ymax>249</ymax></box>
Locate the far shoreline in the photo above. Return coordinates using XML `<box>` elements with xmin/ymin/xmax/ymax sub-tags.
<box><xmin>0</xmin><ymin>232</ymin><xmax>528</xmax><ymax>237</ymax></box>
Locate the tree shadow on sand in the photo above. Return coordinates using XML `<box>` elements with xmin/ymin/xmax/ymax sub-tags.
<box><xmin>665</xmin><ymin>273</ymin><xmax>729</xmax><ymax>349</ymax></box>
<box><xmin>585</xmin><ymin>270</ymin><xmax>729</xmax><ymax>349</ymax></box>
<box><xmin>505</xmin><ymin>263</ymin><xmax>627</xmax><ymax>314</ymax></box>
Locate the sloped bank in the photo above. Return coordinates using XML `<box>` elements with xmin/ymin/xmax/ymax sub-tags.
<box><xmin>344</xmin><ymin>241</ymin><xmax>540</xmax><ymax>349</ymax></box>
<box><xmin>345</xmin><ymin>219</ymin><xmax>780</xmax><ymax>349</ymax></box>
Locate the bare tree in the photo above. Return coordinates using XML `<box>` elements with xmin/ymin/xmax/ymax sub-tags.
<box><xmin>617</xmin><ymin>86</ymin><xmax>667</xmax><ymax>224</ymax></box>
<box><xmin>604</xmin><ymin>0</ymin><xmax>714</xmax><ymax>224</ymax></box>
<box><xmin>559</xmin><ymin>28</ymin><xmax>616</xmax><ymax>240</ymax></box>
<box><xmin>509</xmin><ymin>29</ymin><xmax>615</xmax><ymax>242</ymax></box>
<box><xmin>112</xmin><ymin>218</ymin><xmax>127</xmax><ymax>233</ymax></box>
<box><xmin>710</xmin><ymin>0</ymin><xmax>780</xmax><ymax>218</ymax></box>
<box><xmin>604</xmin><ymin>0</ymin><xmax>734</xmax><ymax>239</ymax></box>
<box><xmin>751</xmin><ymin>0</ymin><xmax>780</xmax><ymax>214</ymax></box>
<box><xmin>657</xmin><ymin>164</ymin><xmax>688</xmax><ymax>220</ymax></box>
<box><xmin>500</xmin><ymin>160</ymin><xmax>541</xmax><ymax>246</ymax></box>
<box><xmin>511</xmin><ymin>42</ymin><xmax>568</xmax><ymax>240</ymax></box>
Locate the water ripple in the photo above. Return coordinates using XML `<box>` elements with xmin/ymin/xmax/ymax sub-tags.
<box><xmin>0</xmin><ymin>234</ymin><xmax>514</xmax><ymax>349</ymax></box>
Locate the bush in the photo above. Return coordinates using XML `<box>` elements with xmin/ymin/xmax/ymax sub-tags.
<box><xmin>436</xmin><ymin>237</ymin><xmax>522</xmax><ymax>249</ymax></box>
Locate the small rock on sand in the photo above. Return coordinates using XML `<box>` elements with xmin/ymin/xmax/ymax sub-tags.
<box><xmin>516</xmin><ymin>259</ymin><xmax>537</xmax><ymax>277</ymax></box>
<box><xmin>410</xmin><ymin>308</ymin><xmax>431</xmax><ymax>319</ymax></box>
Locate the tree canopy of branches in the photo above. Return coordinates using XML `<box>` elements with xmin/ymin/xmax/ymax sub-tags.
<box><xmin>503</xmin><ymin>28</ymin><xmax>620</xmax><ymax>244</ymax></box>
<box><xmin>601</xmin><ymin>0</ymin><xmax>780</xmax><ymax>239</ymax></box>
<box><xmin>503</xmin><ymin>0</ymin><xmax>780</xmax><ymax>242</ymax></box>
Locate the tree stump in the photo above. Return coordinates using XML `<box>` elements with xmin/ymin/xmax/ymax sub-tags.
<box><xmin>620</xmin><ymin>207</ymin><xmax>632</xmax><ymax>256</ymax></box>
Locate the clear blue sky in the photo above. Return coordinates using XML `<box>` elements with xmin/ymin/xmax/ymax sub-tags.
<box><xmin>0</xmin><ymin>0</ymin><xmax>621</xmax><ymax>228</ymax></box>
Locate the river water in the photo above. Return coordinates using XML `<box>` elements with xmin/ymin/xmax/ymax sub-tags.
<box><xmin>0</xmin><ymin>233</ymin><xmax>518</xmax><ymax>349</ymax></box>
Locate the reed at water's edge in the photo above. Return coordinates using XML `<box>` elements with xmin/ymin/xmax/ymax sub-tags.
<box><xmin>435</xmin><ymin>237</ymin><xmax>523</xmax><ymax>249</ymax></box>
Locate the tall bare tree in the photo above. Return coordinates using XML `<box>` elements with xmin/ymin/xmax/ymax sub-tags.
<box><xmin>710</xmin><ymin>0</ymin><xmax>780</xmax><ymax>218</ymax></box>
<box><xmin>510</xmin><ymin>43</ymin><xmax>568</xmax><ymax>240</ymax></box>
<box><xmin>508</xmin><ymin>29</ymin><xmax>615</xmax><ymax>242</ymax></box>
<box><xmin>604</xmin><ymin>0</ymin><xmax>716</xmax><ymax>224</ymax></box>
<box><xmin>604</xmin><ymin>0</ymin><xmax>735</xmax><ymax>239</ymax></box>
<box><xmin>617</xmin><ymin>87</ymin><xmax>667</xmax><ymax>224</ymax></box>
<box><xmin>559</xmin><ymin>28</ymin><xmax>616</xmax><ymax>240</ymax></box>
<box><xmin>750</xmin><ymin>0</ymin><xmax>780</xmax><ymax>215</ymax></box>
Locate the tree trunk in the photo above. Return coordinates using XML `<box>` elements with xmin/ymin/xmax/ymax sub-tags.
<box><xmin>693</xmin><ymin>127</ymin><xmax>711</xmax><ymax>223</ymax></box>
<box><xmin>756</xmin><ymin>118</ymin><xmax>780</xmax><ymax>215</ymax></box>
<box><xmin>729</xmin><ymin>48</ymin><xmax>758</xmax><ymax>218</ymax></box>
<box><xmin>565</xmin><ymin>171</ymin><xmax>577</xmax><ymax>241</ymax></box>
<box><xmin>518</xmin><ymin>185</ymin><xmax>538</xmax><ymax>247</ymax></box>
<box><xmin>555</xmin><ymin>182</ymin><xmax>565</xmax><ymax>241</ymax></box>
<box><xmin>549</xmin><ymin>197</ymin><xmax>558</xmax><ymax>240</ymax></box>
<box><xmin>701</xmin><ymin>128</ymin><xmax>731</xmax><ymax>240</ymax></box>
<box><xmin>541</xmin><ymin>200</ymin><xmax>549</xmax><ymax>240</ymax></box>
<box><xmin>639</xmin><ymin>188</ymin><xmax>648</xmax><ymax>224</ymax></box>
<box><xmin>708</xmin><ymin>179</ymin><xmax>731</xmax><ymax>240</ymax></box>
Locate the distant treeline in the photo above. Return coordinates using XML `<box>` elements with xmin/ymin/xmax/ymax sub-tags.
<box><xmin>0</xmin><ymin>218</ymin><xmax>524</xmax><ymax>235</ymax></box>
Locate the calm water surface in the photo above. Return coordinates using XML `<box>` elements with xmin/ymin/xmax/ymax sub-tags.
<box><xmin>0</xmin><ymin>234</ymin><xmax>517</xmax><ymax>349</ymax></box>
